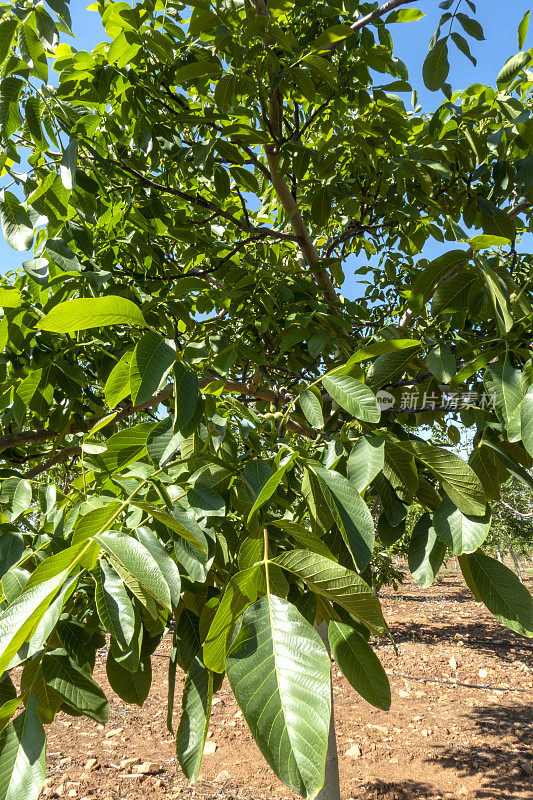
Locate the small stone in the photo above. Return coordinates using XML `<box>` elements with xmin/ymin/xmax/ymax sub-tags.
<box><xmin>520</xmin><ymin>761</ymin><xmax>533</xmax><ymax>775</ymax></box>
<box><xmin>449</xmin><ymin>656</ymin><xmax>457</xmax><ymax>671</ymax></box>
<box><xmin>398</xmin><ymin>689</ymin><xmax>410</xmax><ymax>698</ymax></box>
<box><xmin>345</xmin><ymin>744</ymin><xmax>362</xmax><ymax>758</ymax></box>
<box><xmin>84</xmin><ymin>759</ymin><xmax>98</xmax><ymax>771</ymax></box>
<box><xmin>133</xmin><ymin>762</ymin><xmax>158</xmax><ymax>775</ymax></box>
<box><xmin>68</xmin><ymin>791</ymin><xmax>77</xmax><ymax>799</ymax></box>
<box><xmin>120</xmin><ymin>758</ymin><xmax>140</xmax><ymax>769</ymax></box>
<box><xmin>215</xmin><ymin>770</ymin><xmax>232</xmax><ymax>782</ymax></box>
<box><xmin>478</xmin><ymin>669</ymin><xmax>488</xmax><ymax>679</ymax></box>
<box><xmin>203</xmin><ymin>741</ymin><xmax>217</xmax><ymax>755</ymax></box>
<box><xmin>105</xmin><ymin>728</ymin><xmax>123</xmax><ymax>738</ymax></box>
<box><xmin>234</xmin><ymin>710</ymin><xmax>243</xmax><ymax>718</ymax></box>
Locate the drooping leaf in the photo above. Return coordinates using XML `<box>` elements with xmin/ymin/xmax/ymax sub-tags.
<box><xmin>408</xmin><ymin>513</ymin><xmax>446</xmax><ymax>588</ymax></box>
<box><xmin>521</xmin><ymin>385</ymin><xmax>533</xmax><ymax>458</ymax></box>
<box><xmin>226</xmin><ymin>596</ymin><xmax>331</xmax><ymax>799</ymax></box>
<box><xmin>312</xmin><ymin>464</ymin><xmax>375</xmax><ymax>571</ymax></box>
<box><xmin>203</xmin><ymin>565</ymin><xmax>262</xmax><ymax>673</ymax></box>
<box><xmin>0</xmin><ymin>191</ymin><xmax>33</xmax><ymax>252</ymax></box>
<box><xmin>423</xmin><ymin>38</ymin><xmax>449</xmax><ymax>91</ymax></box>
<box><xmin>273</xmin><ymin>550</ymin><xmax>388</xmax><ymax>635</ymax></box>
<box><xmin>176</xmin><ymin>653</ymin><xmax>213</xmax><ymax>782</ymax></box>
<box><xmin>299</xmin><ymin>388</ymin><xmax>324</xmax><ymax>429</ymax></box>
<box><xmin>96</xmin><ymin>532</ymin><xmax>172</xmax><ymax>611</ymax></box>
<box><xmin>465</xmin><ymin>552</ymin><xmax>533</xmax><ymax>637</ymax></box>
<box><xmin>106</xmin><ymin>653</ymin><xmax>152</xmax><ymax>706</ymax></box>
<box><xmin>328</xmin><ymin>620</ymin><xmax>390</xmax><ymax>710</ymax></box>
<box><xmin>41</xmin><ymin>650</ymin><xmax>109</xmax><ymax>723</ymax></box>
<box><xmin>94</xmin><ymin>557</ymin><xmax>136</xmax><ymax>651</ymax></box>
<box><xmin>0</xmin><ymin>694</ymin><xmax>46</xmax><ymax>800</ymax></box>
<box><xmin>433</xmin><ymin>496</ymin><xmax>491</xmax><ymax>555</ymax></box>
<box><xmin>104</xmin><ymin>351</ymin><xmax>133</xmax><ymax>409</ymax></box>
<box><xmin>129</xmin><ymin>331</ymin><xmax>176</xmax><ymax>405</ymax></box>
<box><xmin>347</xmin><ymin>435</ymin><xmax>385</xmax><ymax>493</ymax></box>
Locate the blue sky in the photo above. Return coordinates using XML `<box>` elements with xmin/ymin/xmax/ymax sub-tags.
<box><xmin>1</xmin><ymin>1</ymin><xmax>531</xmax><ymax>299</ymax></box>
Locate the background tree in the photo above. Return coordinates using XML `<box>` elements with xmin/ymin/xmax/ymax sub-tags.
<box><xmin>0</xmin><ymin>2</ymin><xmax>532</xmax><ymax>800</ymax></box>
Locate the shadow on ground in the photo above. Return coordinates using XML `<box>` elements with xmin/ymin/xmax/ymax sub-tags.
<box><xmin>427</xmin><ymin>702</ymin><xmax>532</xmax><ymax>800</ymax></box>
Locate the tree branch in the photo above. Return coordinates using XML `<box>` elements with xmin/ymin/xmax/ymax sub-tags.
<box><xmin>2</xmin><ymin>376</ymin><xmax>318</xmax><ymax>460</ymax></box>
<box><xmin>108</xmin><ymin>158</ymin><xmax>297</xmax><ymax>243</ymax></box>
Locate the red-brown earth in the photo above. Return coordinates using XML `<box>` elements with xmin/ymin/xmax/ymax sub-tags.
<box><xmin>38</xmin><ymin>570</ymin><xmax>532</xmax><ymax>800</ymax></box>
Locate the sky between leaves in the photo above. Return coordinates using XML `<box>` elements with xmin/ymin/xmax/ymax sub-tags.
<box><xmin>0</xmin><ymin>0</ymin><xmax>531</xmax><ymax>301</ymax></box>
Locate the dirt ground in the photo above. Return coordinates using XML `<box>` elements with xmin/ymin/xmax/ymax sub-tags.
<box><xmin>39</xmin><ymin>570</ymin><xmax>533</xmax><ymax>800</ymax></box>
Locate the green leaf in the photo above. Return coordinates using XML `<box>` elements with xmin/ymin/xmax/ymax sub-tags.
<box><xmin>72</xmin><ymin>502</ymin><xmax>122</xmax><ymax>544</ymax></box>
<box><xmin>347</xmin><ymin>435</ymin><xmax>384</xmax><ymax>493</ymax></box>
<box><xmin>322</xmin><ymin>375</ymin><xmax>380</xmax><ymax>422</ymax></box>
<box><xmin>130</xmin><ymin>502</ymin><xmax>206</xmax><ymax>552</ymax></box>
<box><xmin>226</xmin><ymin>596</ymin><xmax>331</xmax><ymax>799</ymax></box>
<box><xmin>129</xmin><ymin>331</ymin><xmax>176</xmax><ymax>405</ymax></box>
<box><xmin>386</xmin><ymin>8</ymin><xmax>425</xmax><ymax>22</ymax></box>
<box><xmin>408</xmin><ymin>513</ymin><xmax>446</xmax><ymax>588</ymax></box>
<box><xmin>497</xmin><ymin>51</ymin><xmax>533</xmax><ymax>88</ymax></box>
<box><xmin>0</xmin><ymin>192</ymin><xmax>33</xmax><ymax>252</ymax></box>
<box><xmin>397</xmin><ymin>441</ymin><xmax>486</xmax><ymax>516</ymax></box>
<box><xmin>478</xmin><ymin>264</ymin><xmax>514</xmax><ymax>334</ymax></box>
<box><xmin>173</xmin><ymin>364</ymin><xmax>199</xmax><ymax>432</ymax></box>
<box><xmin>176</xmin><ymin>653</ymin><xmax>213</xmax><ymax>782</ymax></box>
<box><xmin>366</xmin><ymin>345</ymin><xmax>421</xmax><ymax>389</ymax></box>
<box><xmin>106</xmin><ymin>653</ymin><xmax>152</xmax><ymax>706</ymax></box>
<box><xmin>214</xmin><ymin>74</ymin><xmax>236</xmax><ymax>113</ymax></box>
<box><xmin>383</xmin><ymin>441</ymin><xmax>419</xmax><ymax>502</ymax></box>
<box><xmin>311</xmin><ymin>186</ymin><xmax>331</xmax><ymax>226</ymax></box>
<box><xmin>269</xmin><ymin>519</ymin><xmax>335</xmax><ymax>560</ymax></box>
<box><xmin>247</xmin><ymin>463</ymin><xmax>291</xmax><ymax>523</ymax></box>
<box><xmin>345</xmin><ymin>339</ymin><xmax>422</xmax><ymax>368</ymax></box>
<box><xmin>0</xmin><ymin>478</ymin><xmax>32</xmax><ymax>522</ymax></box>
<box><xmin>377</xmin><ymin>514</ymin><xmax>406</xmax><ymax>547</ymax></box>
<box><xmin>482</xmin><ymin>439</ymin><xmax>533</xmax><ymax>491</ymax></box>
<box><xmin>36</xmin><ymin>296</ymin><xmax>146</xmax><ymax>333</ymax></box>
<box><xmin>0</xmin><ymin>542</ymin><xmax>89</xmax><ymax>676</ymax></box>
<box><xmin>203</xmin><ymin>565</ymin><xmax>261</xmax><ymax>673</ymax></box>
<box><xmin>146</xmin><ymin>417</ymin><xmax>181</xmax><ymax>466</ymax></box>
<box><xmin>41</xmin><ymin>650</ymin><xmax>109</xmax><ymax>724</ymax></box>
<box><xmin>433</xmin><ymin>497</ymin><xmax>491</xmax><ymax>555</ymax></box>
<box><xmin>456</xmin><ymin>13</ymin><xmax>484</xmax><ymax>41</ymax></box>
<box><xmin>0</xmin><ymin>19</ymin><xmax>18</xmax><ymax>64</ymax></box>
<box><xmin>104</xmin><ymin>351</ymin><xmax>132</xmax><ymax>408</ymax></box>
<box><xmin>96</xmin><ymin>532</ymin><xmax>172</xmax><ymax>612</ymax></box>
<box><xmin>518</xmin><ymin>10</ymin><xmax>530</xmax><ymax>49</ymax></box>
<box><xmin>410</xmin><ymin>250</ymin><xmax>468</xmax><ymax>313</ymax></box>
<box><xmin>59</xmin><ymin>138</ymin><xmax>77</xmax><ymax>189</ymax></box>
<box><xmin>135</xmin><ymin>526</ymin><xmax>181</xmax><ymax>608</ymax></box>
<box><xmin>174</xmin><ymin>60</ymin><xmax>221</xmax><ymax>84</ymax></box>
<box><xmin>95</xmin><ymin>558</ymin><xmax>136</xmax><ymax>651</ymax></box>
<box><xmin>299</xmin><ymin>388</ymin><xmax>324</xmax><ymax>429</ymax></box>
<box><xmin>0</xmin><ymin>531</ymin><xmax>24</xmax><ymax>579</ymax></box>
<box><xmin>18</xmin><ymin>23</ymin><xmax>48</xmax><ymax>81</ymax></box>
<box><xmin>0</xmin><ymin>694</ymin><xmax>45</xmax><ymax>800</ymax></box>
<box><xmin>328</xmin><ymin>620</ymin><xmax>390</xmax><ymax>710</ymax></box>
<box><xmin>312</xmin><ymin>465</ymin><xmax>374</xmax><ymax>571</ymax></box>
<box><xmin>423</xmin><ymin>38</ymin><xmax>449</xmax><ymax>91</ymax></box>
<box><xmin>521</xmin><ymin>385</ymin><xmax>533</xmax><ymax>458</ymax></box>
<box><xmin>465</xmin><ymin>552</ymin><xmax>533</xmax><ymax>637</ymax></box>
<box><xmin>273</xmin><ymin>550</ymin><xmax>388</xmax><ymax>635</ymax></box>
<box><xmin>485</xmin><ymin>362</ymin><xmax>524</xmax><ymax>429</ymax></box>
<box><xmin>426</xmin><ymin>344</ymin><xmax>456</xmax><ymax>383</ymax></box>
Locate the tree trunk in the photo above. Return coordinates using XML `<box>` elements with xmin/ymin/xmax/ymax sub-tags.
<box><xmin>315</xmin><ymin>622</ymin><xmax>341</xmax><ymax>800</ymax></box>
<box><xmin>503</xmin><ymin>532</ymin><xmax>523</xmax><ymax>582</ymax></box>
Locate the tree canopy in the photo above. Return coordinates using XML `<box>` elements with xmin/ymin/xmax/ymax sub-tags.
<box><xmin>0</xmin><ymin>2</ymin><xmax>532</xmax><ymax>800</ymax></box>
